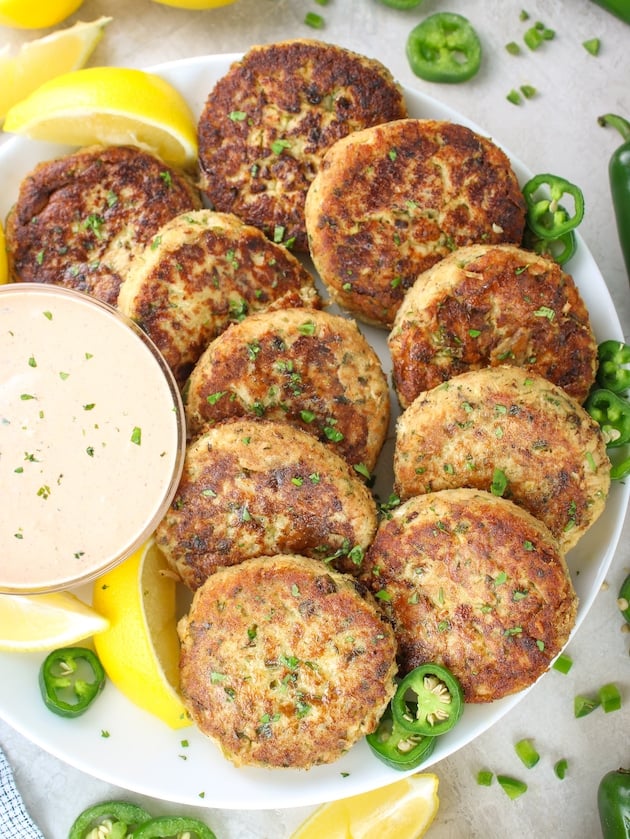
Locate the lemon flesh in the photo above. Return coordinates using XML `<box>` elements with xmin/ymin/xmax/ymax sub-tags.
<box><xmin>0</xmin><ymin>222</ymin><xmax>7</xmax><ymax>284</ymax></box>
<box><xmin>3</xmin><ymin>66</ymin><xmax>198</xmax><ymax>169</ymax></box>
<box><xmin>0</xmin><ymin>17</ymin><xmax>112</xmax><ymax>122</ymax></box>
<box><xmin>0</xmin><ymin>0</ymin><xmax>84</xmax><ymax>29</ymax></box>
<box><xmin>92</xmin><ymin>538</ymin><xmax>191</xmax><ymax>729</ymax></box>
<box><xmin>290</xmin><ymin>774</ymin><xmax>440</xmax><ymax>839</ymax></box>
<box><xmin>0</xmin><ymin>591</ymin><xmax>109</xmax><ymax>652</ymax></box>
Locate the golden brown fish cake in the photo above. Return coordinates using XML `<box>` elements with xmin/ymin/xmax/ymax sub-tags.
<box><xmin>305</xmin><ymin>119</ymin><xmax>526</xmax><ymax>328</ymax></box>
<box><xmin>393</xmin><ymin>366</ymin><xmax>610</xmax><ymax>553</ymax></box>
<box><xmin>197</xmin><ymin>39</ymin><xmax>407</xmax><ymax>252</ymax></box>
<box><xmin>5</xmin><ymin>145</ymin><xmax>201</xmax><ymax>305</ymax></box>
<box><xmin>184</xmin><ymin>308</ymin><xmax>390</xmax><ymax>472</ymax></box>
<box><xmin>117</xmin><ymin>210</ymin><xmax>320</xmax><ymax>387</ymax></box>
<box><xmin>359</xmin><ymin>489</ymin><xmax>577</xmax><ymax>703</ymax></box>
<box><xmin>156</xmin><ymin>418</ymin><xmax>378</xmax><ymax>590</ymax></box>
<box><xmin>388</xmin><ymin>243</ymin><xmax>597</xmax><ymax>408</ymax></box>
<box><xmin>178</xmin><ymin>554</ymin><xmax>398</xmax><ymax>768</ymax></box>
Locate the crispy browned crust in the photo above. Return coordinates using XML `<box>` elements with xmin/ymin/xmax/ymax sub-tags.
<box><xmin>197</xmin><ymin>39</ymin><xmax>407</xmax><ymax>252</ymax></box>
<box><xmin>388</xmin><ymin>243</ymin><xmax>597</xmax><ymax>406</ymax></box>
<box><xmin>393</xmin><ymin>366</ymin><xmax>610</xmax><ymax>552</ymax></box>
<box><xmin>156</xmin><ymin>418</ymin><xmax>378</xmax><ymax>589</ymax></box>
<box><xmin>359</xmin><ymin>489</ymin><xmax>577</xmax><ymax>703</ymax></box>
<box><xmin>117</xmin><ymin>210</ymin><xmax>320</xmax><ymax>386</ymax></box>
<box><xmin>5</xmin><ymin>145</ymin><xmax>201</xmax><ymax>305</ymax></box>
<box><xmin>178</xmin><ymin>554</ymin><xmax>398</xmax><ymax>768</ymax></box>
<box><xmin>184</xmin><ymin>308</ymin><xmax>390</xmax><ymax>472</ymax></box>
<box><xmin>305</xmin><ymin>119</ymin><xmax>526</xmax><ymax>328</ymax></box>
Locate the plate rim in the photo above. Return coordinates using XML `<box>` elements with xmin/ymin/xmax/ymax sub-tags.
<box><xmin>0</xmin><ymin>51</ymin><xmax>627</xmax><ymax>810</ymax></box>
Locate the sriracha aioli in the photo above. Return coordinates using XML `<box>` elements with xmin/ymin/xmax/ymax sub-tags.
<box><xmin>0</xmin><ymin>284</ymin><xmax>185</xmax><ymax>593</ymax></box>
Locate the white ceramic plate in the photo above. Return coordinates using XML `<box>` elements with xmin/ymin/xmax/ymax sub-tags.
<box><xmin>0</xmin><ymin>54</ymin><xmax>627</xmax><ymax>810</ymax></box>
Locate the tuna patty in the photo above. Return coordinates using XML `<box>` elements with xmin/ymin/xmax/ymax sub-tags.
<box><xmin>359</xmin><ymin>489</ymin><xmax>577</xmax><ymax>703</ymax></box>
<box><xmin>305</xmin><ymin>119</ymin><xmax>526</xmax><ymax>328</ymax></box>
<box><xmin>178</xmin><ymin>554</ymin><xmax>398</xmax><ymax>768</ymax></box>
<box><xmin>184</xmin><ymin>308</ymin><xmax>390</xmax><ymax>472</ymax></box>
<box><xmin>156</xmin><ymin>418</ymin><xmax>378</xmax><ymax>590</ymax></box>
<box><xmin>5</xmin><ymin>144</ymin><xmax>201</xmax><ymax>305</ymax></box>
<box><xmin>197</xmin><ymin>39</ymin><xmax>407</xmax><ymax>252</ymax></box>
<box><xmin>117</xmin><ymin>210</ymin><xmax>320</xmax><ymax>387</ymax></box>
<box><xmin>388</xmin><ymin>243</ymin><xmax>597</xmax><ymax>407</ymax></box>
<box><xmin>393</xmin><ymin>366</ymin><xmax>610</xmax><ymax>553</ymax></box>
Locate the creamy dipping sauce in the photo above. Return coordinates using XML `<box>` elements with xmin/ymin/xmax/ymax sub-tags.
<box><xmin>0</xmin><ymin>284</ymin><xmax>185</xmax><ymax>593</ymax></box>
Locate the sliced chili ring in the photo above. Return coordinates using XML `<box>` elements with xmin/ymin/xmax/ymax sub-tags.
<box><xmin>39</xmin><ymin>646</ymin><xmax>106</xmax><ymax>718</ymax></box>
<box><xmin>522</xmin><ymin>174</ymin><xmax>585</xmax><ymax>239</ymax></box>
<box><xmin>406</xmin><ymin>12</ymin><xmax>482</xmax><ymax>83</ymax></box>
<box><xmin>68</xmin><ymin>800</ymin><xmax>152</xmax><ymax>839</ymax></box>
<box><xmin>366</xmin><ymin>705</ymin><xmax>436</xmax><ymax>771</ymax></box>
<box><xmin>131</xmin><ymin>815</ymin><xmax>217</xmax><ymax>838</ymax></box>
<box><xmin>392</xmin><ymin>663</ymin><xmax>464</xmax><ymax>737</ymax></box>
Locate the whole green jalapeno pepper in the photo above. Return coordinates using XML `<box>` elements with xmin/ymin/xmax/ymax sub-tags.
<box><xmin>598</xmin><ymin>114</ymin><xmax>630</xmax><ymax>281</ymax></box>
<box><xmin>68</xmin><ymin>800</ymin><xmax>152</xmax><ymax>839</ymax></box>
<box><xmin>590</xmin><ymin>0</ymin><xmax>630</xmax><ymax>24</ymax></box>
<box><xmin>597</xmin><ymin>340</ymin><xmax>630</xmax><ymax>394</ymax></box>
<box><xmin>39</xmin><ymin>646</ymin><xmax>105</xmax><ymax>718</ymax></box>
<box><xmin>598</xmin><ymin>767</ymin><xmax>630</xmax><ymax>839</ymax></box>
<box><xmin>584</xmin><ymin>388</ymin><xmax>630</xmax><ymax>448</ymax></box>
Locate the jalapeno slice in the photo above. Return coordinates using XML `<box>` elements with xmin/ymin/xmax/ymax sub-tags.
<box><xmin>379</xmin><ymin>0</ymin><xmax>423</xmax><ymax>7</ymax></box>
<box><xmin>522</xmin><ymin>174</ymin><xmax>585</xmax><ymax>240</ymax></box>
<box><xmin>392</xmin><ymin>663</ymin><xmax>464</xmax><ymax>737</ymax></box>
<box><xmin>618</xmin><ymin>574</ymin><xmax>630</xmax><ymax>624</ymax></box>
<box><xmin>596</xmin><ymin>340</ymin><xmax>630</xmax><ymax>394</ymax></box>
<box><xmin>68</xmin><ymin>800</ymin><xmax>152</xmax><ymax>839</ymax></box>
<box><xmin>131</xmin><ymin>815</ymin><xmax>217</xmax><ymax>839</ymax></box>
<box><xmin>584</xmin><ymin>388</ymin><xmax>630</xmax><ymax>448</ymax></box>
<box><xmin>39</xmin><ymin>646</ymin><xmax>106</xmax><ymax>718</ymax></box>
<box><xmin>406</xmin><ymin>12</ymin><xmax>482</xmax><ymax>83</ymax></box>
<box><xmin>366</xmin><ymin>705</ymin><xmax>436</xmax><ymax>770</ymax></box>
<box><xmin>523</xmin><ymin>215</ymin><xmax>577</xmax><ymax>265</ymax></box>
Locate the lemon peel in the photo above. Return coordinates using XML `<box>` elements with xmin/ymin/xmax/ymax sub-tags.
<box><xmin>0</xmin><ymin>591</ymin><xmax>109</xmax><ymax>652</ymax></box>
<box><xmin>0</xmin><ymin>222</ymin><xmax>7</xmax><ymax>284</ymax></box>
<box><xmin>290</xmin><ymin>773</ymin><xmax>440</xmax><ymax>839</ymax></box>
<box><xmin>0</xmin><ymin>17</ymin><xmax>112</xmax><ymax>122</ymax></box>
<box><xmin>3</xmin><ymin>66</ymin><xmax>198</xmax><ymax>169</ymax></box>
<box><xmin>92</xmin><ymin>538</ymin><xmax>191</xmax><ymax>729</ymax></box>
<box><xmin>0</xmin><ymin>0</ymin><xmax>84</xmax><ymax>29</ymax></box>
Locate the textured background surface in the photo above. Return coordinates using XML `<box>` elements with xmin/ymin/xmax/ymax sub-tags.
<box><xmin>1</xmin><ymin>1</ymin><xmax>629</xmax><ymax>836</ymax></box>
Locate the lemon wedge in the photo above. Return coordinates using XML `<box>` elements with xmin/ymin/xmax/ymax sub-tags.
<box><xmin>0</xmin><ymin>222</ymin><xmax>8</xmax><ymax>284</ymax></box>
<box><xmin>0</xmin><ymin>0</ymin><xmax>84</xmax><ymax>29</ymax></box>
<box><xmin>0</xmin><ymin>17</ymin><xmax>112</xmax><ymax>122</ymax></box>
<box><xmin>0</xmin><ymin>591</ymin><xmax>109</xmax><ymax>652</ymax></box>
<box><xmin>3</xmin><ymin>66</ymin><xmax>198</xmax><ymax>169</ymax></box>
<box><xmin>92</xmin><ymin>538</ymin><xmax>191</xmax><ymax>729</ymax></box>
<box><xmin>290</xmin><ymin>773</ymin><xmax>440</xmax><ymax>839</ymax></box>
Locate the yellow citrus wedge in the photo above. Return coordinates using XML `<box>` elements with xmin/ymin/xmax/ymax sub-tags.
<box><xmin>0</xmin><ymin>17</ymin><xmax>112</xmax><ymax>122</ymax></box>
<box><xmin>92</xmin><ymin>538</ymin><xmax>191</xmax><ymax>729</ymax></box>
<box><xmin>0</xmin><ymin>0</ymin><xmax>84</xmax><ymax>29</ymax></box>
<box><xmin>0</xmin><ymin>222</ymin><xmax>8</xmax><ymax>284</ymax></box>
<box><xmin>0</xmin><ymin>591</ymin><xmax>109</xmax><ymax>652</ymax></box>
<box><xmin>151</xmin><ymin>0</ymin><xmax>235</xmax><ymax>7</ymax></box>
<box><xmin>3</xmin><ymin>66</ymin><xmax>198</xmax><ymax>169</ymax></box>
<box><xmin>290</xmin><ymin>773</ymin><xmax>440</xmax><ymax>839</ymax></box>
